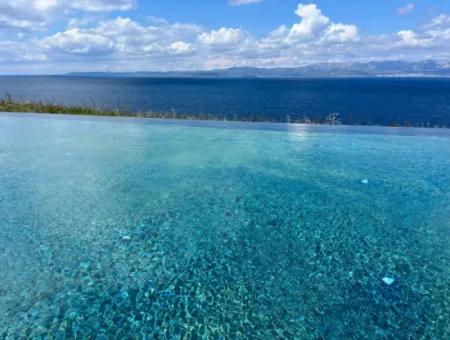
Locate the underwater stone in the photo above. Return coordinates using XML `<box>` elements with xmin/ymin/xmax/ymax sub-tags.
<box><xmin>119</xmin><ymin>288</ymin><xmax>129</xmax><ymax>300</ymax></box>
<box><xmin>382</xmin><ymin>276</ymin><xmax>395</xmax><ymax>285</ymax></box>
<box><xmin>79</xmin><ymin>262</ymin><xmax>90</xmax><ymax>270</ymax></box>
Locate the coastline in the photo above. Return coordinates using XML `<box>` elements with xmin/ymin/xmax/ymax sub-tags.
<box><xmin>1</xmin><ymin>98</ymin><xmax>449</xmax><ymax>130</ymax></box>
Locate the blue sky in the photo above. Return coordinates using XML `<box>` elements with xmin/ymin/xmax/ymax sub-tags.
<box><xmin>132</xmin><ymin>0</ymin><xmax>450</xmax><ymax>35</ymax></box>
<box><xmin>1</xmin><ymin>0</ymin><xmax>450</xmax><ymax>74</ymax></box>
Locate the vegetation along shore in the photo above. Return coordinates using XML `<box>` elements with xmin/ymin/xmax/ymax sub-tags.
<box><xmin>0</xmin><ymin>97</ymin><xmax>447</xmax><ymax>128</ymax></box>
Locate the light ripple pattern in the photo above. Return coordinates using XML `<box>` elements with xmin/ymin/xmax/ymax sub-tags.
<box><xmin>0</xmin><ymin>114</ymin><xmax>450</xmax><ymax>338</ymax></box>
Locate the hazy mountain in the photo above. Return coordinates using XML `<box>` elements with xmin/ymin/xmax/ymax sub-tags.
<box><xmin>67</xmin><ymin>60</ymin><xmax>450</xmax><ymax>78</ymax></box>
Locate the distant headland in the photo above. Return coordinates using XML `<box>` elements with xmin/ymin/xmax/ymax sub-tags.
<box><xmin>66</xmin><ymin>60</ymin><xmax>450</xmax><ymax>78</ymax></box>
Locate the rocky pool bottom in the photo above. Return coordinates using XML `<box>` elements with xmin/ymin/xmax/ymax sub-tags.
<box><xmin>0</xmin><ymin>114</ymin><xmax>449</xmax><ymax>338</ymax></box>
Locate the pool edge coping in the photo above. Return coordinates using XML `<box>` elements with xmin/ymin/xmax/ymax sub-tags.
<box><xmin>1</xmin><ymin>111</ymin><xmax>450</xmax><ymax>137</ymax></box>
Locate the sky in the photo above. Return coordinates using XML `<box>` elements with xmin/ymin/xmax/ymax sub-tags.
<box><xmin>1</xmin><ymin>0</ymin><xmax>450</xmax><ymax>74</ymax></box>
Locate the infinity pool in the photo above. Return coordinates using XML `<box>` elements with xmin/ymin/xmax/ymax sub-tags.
<box><xmin>1</xmin><ymin>113</ymin><xmax>449</xmax><ymax>338</ymax></box>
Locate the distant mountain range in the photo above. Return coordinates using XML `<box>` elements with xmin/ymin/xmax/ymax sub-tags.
<box><xmin>67</xmin><ymin>60</ymin><xmax>450</xmax><ymax>78</ymax></box>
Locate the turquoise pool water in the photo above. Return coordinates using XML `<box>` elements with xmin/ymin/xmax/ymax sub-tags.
<box><xmin>1</xmin><ymin>113</ymin><xmax>449</xmax><ymax>338</ymax></box>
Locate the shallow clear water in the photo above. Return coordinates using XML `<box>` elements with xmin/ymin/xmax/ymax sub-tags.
<box><xmin>1</xmin><ymin>114</ymin><xmax>450</xmax><ymax>338</ymax></box>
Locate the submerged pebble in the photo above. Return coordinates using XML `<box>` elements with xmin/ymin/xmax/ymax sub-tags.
<box><xmin>79</xmin><ymin>262</ymin><xmax>90</xmax><ymax>271</ymax></box>
<box><xmin>382</xmin><ymin>276</ymin><xmax>395</xmax><ymax>285</ymax></box>
<box><xmin>119</xmin><ymin>288</ymin><xmax>129</xmax><ymax>300</ymax></box>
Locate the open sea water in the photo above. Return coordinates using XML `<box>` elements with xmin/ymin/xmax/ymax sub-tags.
<box><xmin>0</xmin><ymin>113</ymin><xmax>449</xmax><ymax>338</ymax></box>
<box><xmin>1</xmin><ymin>76</ymin><xmax>450</xmax><ymax>126</ymax></box>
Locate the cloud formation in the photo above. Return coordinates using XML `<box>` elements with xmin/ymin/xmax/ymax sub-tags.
<box><xmin>397</xmin><ymin>3</ymin><xmax>415</xmax><ymax>15</ymax></box>
<box><xmin>0</xmin><ymin>2</ymin><xmax>450</xmax><ymax>74</ymax></box>
<box><xmin>283</xmin><ymin>4</ymin><xmax>358</xmax><ymax>43</ymax></box>
<box><xmin>69</xmin><ymin>0</ymin><xmax>136</xmax><ymax>12</ymax></box>
<box><xmin>229</xmin><ymin>0</ymin><xmax>263</xmax><ymax>6</ymax></box>
<box><xmin>0</xmin><ymin>0</ymin><xmax>58</xmax><ymax>29</ymax></box>
<box><xmin>198</xmin><ymin>27</ymin><xmax>248</xmax><ymax>46</ymax></box>
<box><xmin>40</xmin><ymin>16</ymin><xmax>202</xmax><ymax>65</ymax></box>
<box><xmin>43</xmin><ymin>28</ymin><xmax>115</xmax><ymax>55</ymax></box>
<box><xmin>0</xmin><ymin>0</ymin><xmax>135</xmax><ymax>30</ymax></box>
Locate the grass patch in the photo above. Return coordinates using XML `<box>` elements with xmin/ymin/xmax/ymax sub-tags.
<box><xmin>0</xmin><ymin>96</ymin><xmax>122</xmax><ymax>117</ymax></box>
<box><xmin>0</xmin><ymin>96</ymin><xmax>446</xmax><ymax>128</ymax></box>
<box><xmin>0</xmin><ymin>96</ymin><xmax>287</xmax><ymax>122</ymax></box>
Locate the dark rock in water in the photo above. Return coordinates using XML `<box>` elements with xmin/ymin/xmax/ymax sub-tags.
<box><xmin>267</xmin><ymin>219</ymin><xmax>279</xmax><ymax>227</ymax></box>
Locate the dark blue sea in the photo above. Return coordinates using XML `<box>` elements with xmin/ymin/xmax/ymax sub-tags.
<box><xmin>1</xmin><ymin>76</ymin><xmax>450</xmax><ymax>126</ymax></box>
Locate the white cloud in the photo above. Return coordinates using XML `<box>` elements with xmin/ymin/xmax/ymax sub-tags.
<box><xmin>423</xmin><ymin>14</ymin><xmax>450</xmax><ymax>29</ymax></box>
<box><xmin>198</xmin><ymin>27</ymin><xmax>248</xmax><ymax>46</ymax></box>
<box><xmin>35</xmin><ymin>0</ymin><xmax>59</xmax><ymax>11</ymax></box>
<box><xmin>169</xmin><ymin>41</ymin><xmax>192</xmax><ymax>54</ymax></box>
<box><xmin>397</xmin><ymin>30</ymin><xmax>428</xmax><ymax>47</ymax></box>
<box><xmin>43</xmin><ymin>28</ymin><xmax>115</xmax><ymax>55</ymax></box>
<box><xmin>2</xmin><ymin>2</ymin><xmax>450</xmax><ymax>73</ymax></box>
<box><xmin>397</xmin><ymin>3</ymin><xmax>415</xmax><ymax>15</ymax></box>
<box><xmin>0</xmin><ymin>0</ymin><xmax>58</xmax><ymax>29</ymax></box>
<box><xmin>41</xmin><ymin>16</ymin><xmax>201</xmax><ymax>59</ymax></box>
<box><xmin>229</xmin><ymin>0</ymin><xmax>263</xmax><ymax>6</ymax></box>
<box><xmin>0</xmin><ymin>40</ymin><xmax>47</xmax><ymax>62</ymax></box>
<box><xmin>266</xmin><ymin>3</ymin><xmax>358</xmax><ymax>46</ymax></box>
<box><xmin>0</xmin><ymin>0</ymin><xmax>134</xmax><ymax>31</ymax></box>
<box><xmin>394</xmin><ymin>13</ymin><xmax>450</xmax><ymax>49</ymax></box>
<box><xmin>69</xmin><ymin>0</ymin><xmax>135</xmax><ymax>12</ymax></box>
<box><xmin>324</xmin><ymin>23</ymin><xmax>359</xmax><ymax>43</ymax></box>
<box><xmin>288</xmin><ymin>4</ymin><xmax>330</xmax><ymax>41</ymax></box>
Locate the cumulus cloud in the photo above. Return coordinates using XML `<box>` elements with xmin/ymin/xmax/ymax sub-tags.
<box><xmin>0</xmin><ymin>0</ymin><xmax>134</xmax><ymax>30</ymax></box>
<box><xmin>323</xmin><ymin>23</ymin><xmax>359</xmax><ymax>43</ymax></box>
<box><xmin>397</xmin><ymin>3</ymin><xmax>415</xmax><ymax>15</ymax></box>
<box><xmin>288</xmin><ymin>4</ymin><xmax>331</xmax><ymax>41</ymax></box>
<box><xmin>42</xmin><ymin>16</ymin><xmax>201</xmax><ymax>58</ymax></box>
<box><xmin>1</xmin><ymin>2</ymin><xmax>450</xmax><ymax>73</ymax></box>
<box><xmin>43</xmin><ymin>28</ymin><xmax>115</xmax><ymax>55</ymax></box>
<box><xmin>397</xmin><ymin>30</ymin><xmax>428</xmax><ymax>47</ymax></box>
<box><xmin>0</xmin><ymin>0</ymin><xmax>58</xmax><ymax>29</ymax></box>
<box><xmin>69</xmin><ymin>0</ymin><xmax>135</xmax><ymax>12</ymax></box>
<box><xmin>423</xmin><ymin>14</ymin><xmax>450</xmax><ymax>29</ymax></box>
<box><xmin>393</xmin><ymin>13</ymin><xmax>450</xmax><ymax>50</ymax></box>
<box><xmin>169</xmin><ymin>41</ymin><xmax>193</xmax><ymax>54</ymax></box>
<box><xmin>266</xmin><ymin>3</ymin><xmax>358</xmax><ymax>46</ymax></box>
<box><xmin>0</xmin><ymin>39</ymin><xmax>47</xmax><ymax>62</ymax></box>
<box><xmin>198</xmin><ymin>27</ymin><xmax>248</xmax><ymax>46</ymax></box>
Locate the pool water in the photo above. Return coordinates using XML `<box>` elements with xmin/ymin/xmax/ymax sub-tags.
<box><xmin>1</xmin><ymin>113</ymin><xmax>449</xmax><ymax>338</ymax></box>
